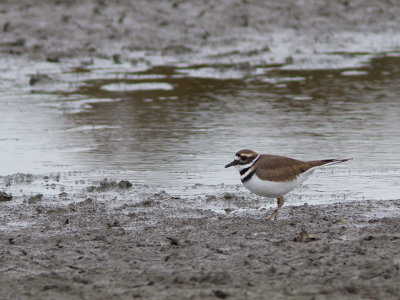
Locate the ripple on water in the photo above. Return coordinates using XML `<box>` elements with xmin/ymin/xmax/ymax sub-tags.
<box><xmin>1</xmin><ymin>54</ymin><xmax>400</xmax><ymax>206</ymax></box>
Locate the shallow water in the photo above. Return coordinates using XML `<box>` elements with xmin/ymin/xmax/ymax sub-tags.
<box><xmin>1</xmin><ymin>54</ymin><xmax>400</xmax><ymax>204</ymax></box>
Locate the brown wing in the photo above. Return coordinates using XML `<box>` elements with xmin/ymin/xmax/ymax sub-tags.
<box><xmin>254</xmin><ymin>155</ymin><xmax>330</xmax><ymax>182</ymax></box>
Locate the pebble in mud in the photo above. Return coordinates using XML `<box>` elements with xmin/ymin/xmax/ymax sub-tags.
<box><xmin>293</xmin><ymin>228</ymin><xmax>318</xmax><ymax>243</ymax></box>
<box><xmin>117</xmin><ymin>180</ymin><xmax>132</xmax><ymax>189</ymax></box>
<box><xmin>29</xmin><ymin>73</ymin><xmax>54</xmax><ymax>86</ymax></box>
<box><xmin>59</xmin><ymin>192</ymin><xmax>68</xmax><ymax>198</ymax></box>
<box><xmin>87</xmin><ymin>179</ymin><xmax>132</xmax><ymax>192</ymax></box>
<box><xmin>213</xmin><ymin>290</ymin><xmax>230</xmax><ymax>299</ymax></box>
<box><xmin>0</xmin><ymin>191</ymin><xmax>12</xmax><ymax>202</ymax></box>
<box><xmin>166</xmin><ymin>237</ymin><xmax>179</xmax><ymax>246</ymax></box>
<box><xmin>27</xmin><ymin>193</ymin><xmax>43</xmax><ymax>204</ymax></box>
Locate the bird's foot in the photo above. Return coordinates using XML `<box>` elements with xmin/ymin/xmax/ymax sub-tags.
<box><xmin>267</xmin><ymin>209</ymin><xmax>280</xmax><ymax>220</ymax></box>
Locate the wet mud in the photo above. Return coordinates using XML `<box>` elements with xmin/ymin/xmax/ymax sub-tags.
<box><xmin>1</xmin><ymin>0</ymin><xmax>400</xmax><ymax>299</ymax></box>
<box><xmin>1</xmin><ymin>190</ymin><xmax>400</xmax><ymax>299</ymax></box>
<box><xmin>1</xmin><ymin>0</ymin><xmax>400</xmax><ymax>62</ymax></box>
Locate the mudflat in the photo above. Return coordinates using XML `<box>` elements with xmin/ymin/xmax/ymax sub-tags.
<box><xmin>1</xmin><ymin>186</ymin><xmax>400</xmax><ymax>299</ymax></box>
<box><xmin>1</xmin><ymin>0</ymin><xmax>400</xmax><ymax>299</ymax></box>
<box><xmin>1</xmin><ymin>0</ymin><xmax>400</xmax><ymax>61</ymax></box>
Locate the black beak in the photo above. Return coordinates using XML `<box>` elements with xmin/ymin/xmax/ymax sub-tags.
<box><xmin>225</xmin><ymin>160</ymin><xmax>237</xmax><ymax>168</ymax></box>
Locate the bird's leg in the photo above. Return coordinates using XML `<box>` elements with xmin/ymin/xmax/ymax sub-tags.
<box><xmin>268</xmin><ymin>196</ymin><xmax>285</xmax><ymax>220</ymax></box>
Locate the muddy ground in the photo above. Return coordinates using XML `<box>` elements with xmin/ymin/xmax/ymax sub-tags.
<box><xmin>1</xmin><ymin>0</ymin><xmax>400</xmax><ymax>61</ymax></box>
<box><xmin>1</xmin><ymin>188</ymin><xmax>400</xmax><ymax>299</ymax></box>
<box><xmin>1</xmin><ymin>0</ymin><xmax>400</xmax><ymax>299</ymax></box>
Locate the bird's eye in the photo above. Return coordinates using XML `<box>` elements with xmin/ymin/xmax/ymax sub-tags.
<box><xmin>240</xmin><ymin>156</ymin><xmax>246</xmax><ymax>160</ymax></box>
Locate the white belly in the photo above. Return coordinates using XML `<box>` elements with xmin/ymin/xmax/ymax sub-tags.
<box><xmin>243</xmin><ymin>172</ymin><xmax>313</xmax><ymax>198</ymax></box>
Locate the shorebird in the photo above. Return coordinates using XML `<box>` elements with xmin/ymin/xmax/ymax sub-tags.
<box><xmin>225</xmin><ymin>149</ymin><xmax>352</xmax><ymax>220</ymax></box>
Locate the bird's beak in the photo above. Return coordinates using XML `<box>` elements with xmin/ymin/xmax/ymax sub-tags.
<box><xmin>225</xmin><ymin>160</ymin><xmax>237</xmax><ymax>168</ymax></box>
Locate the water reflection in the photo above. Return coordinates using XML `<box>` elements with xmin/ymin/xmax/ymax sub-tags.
<box><xmin>1</xmin><ymin>55</ymin><xmax>399</xmax><ymax>203</ymax></box>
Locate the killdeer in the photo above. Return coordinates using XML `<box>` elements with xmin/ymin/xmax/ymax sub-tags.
<box><xmin>225</xmin><ymin>149</ymin><xmax>352</xmax><ymax>220</ymax></box>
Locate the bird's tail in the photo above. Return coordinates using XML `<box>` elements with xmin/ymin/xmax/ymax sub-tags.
<box><xmin>320</xmin><ymin>158</ymin><xmax>353</xmax><ymax>167</ymax></box>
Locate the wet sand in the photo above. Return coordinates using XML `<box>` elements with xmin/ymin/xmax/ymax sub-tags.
<box><xmin>1</xmin><ymin>0</ymin><xmax>400</xmax><ymax>299</ymax></box>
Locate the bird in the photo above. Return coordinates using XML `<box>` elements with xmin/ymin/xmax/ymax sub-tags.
<box><xmin>225</xmin><ymin>149</ymin><xmax>352</xmax><ymax>220</ymax></box>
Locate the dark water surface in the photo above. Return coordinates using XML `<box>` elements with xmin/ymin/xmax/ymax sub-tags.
<box><xmin>1</xmin><ymin>55</ymin><xmax>399</xmax><ymax>204</ymax></box>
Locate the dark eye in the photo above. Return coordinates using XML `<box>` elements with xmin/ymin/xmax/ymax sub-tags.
<box><xmin>240</xmin><ymin>156</ymin><xmax>246</xmax><ymax>160</ymax></box>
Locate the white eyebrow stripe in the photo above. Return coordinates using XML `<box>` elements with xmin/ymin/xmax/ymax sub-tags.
<box><xmin>237</xmin><ymin>154</ymin><xmax>260</xmax><ymax>173</ymax></box>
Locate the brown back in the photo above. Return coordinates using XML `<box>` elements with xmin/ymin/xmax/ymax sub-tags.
<box><xmin>254</xmin><ymin>155</ymin><xmax>330</xmax><ymax>182</ymax></box>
